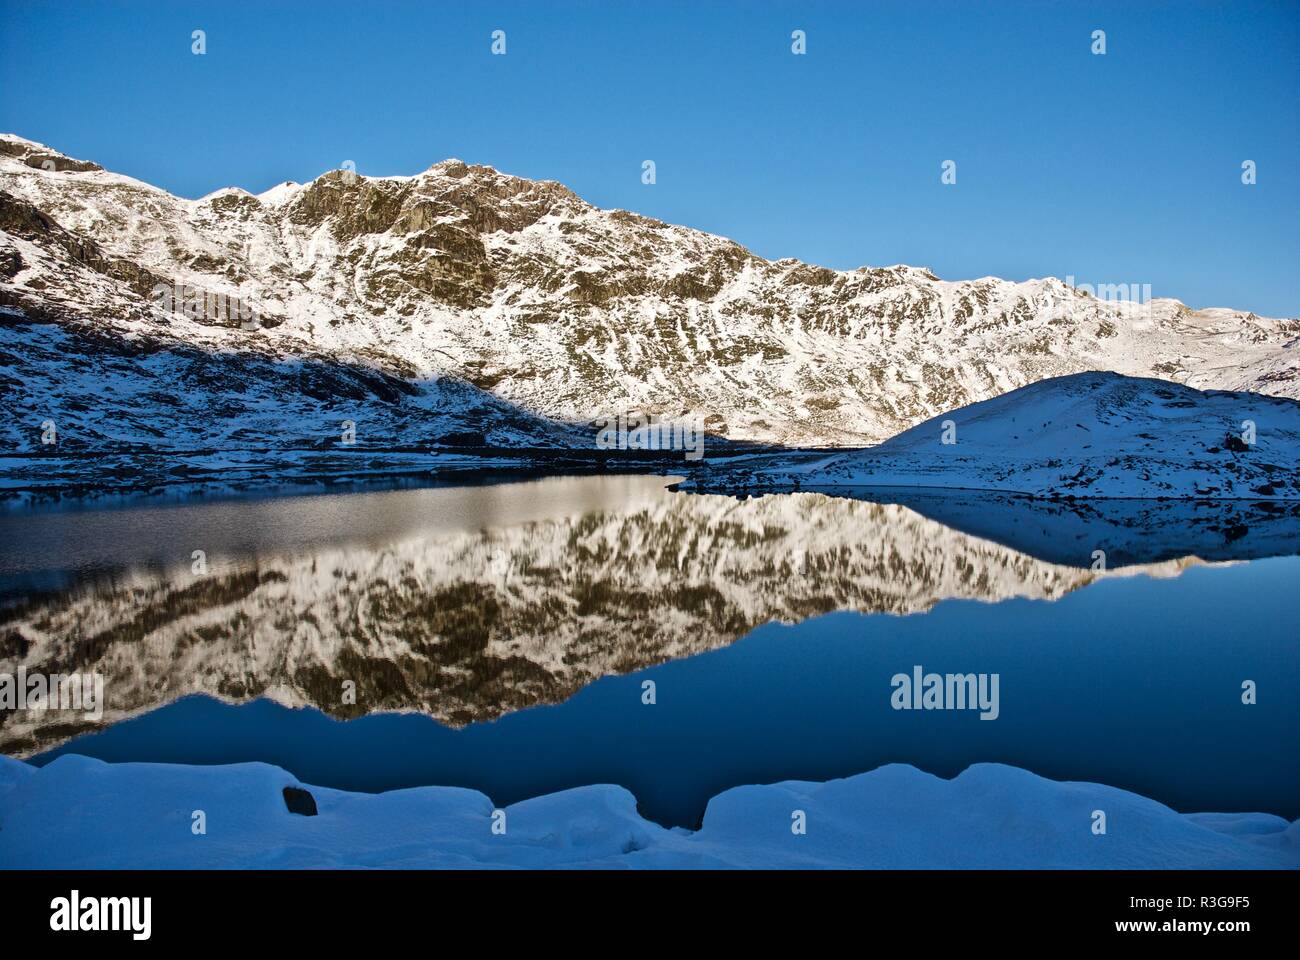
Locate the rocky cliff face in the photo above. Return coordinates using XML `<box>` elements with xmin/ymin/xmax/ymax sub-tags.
<box><xmin>2</xmin><ymin>133</ymin><xmax>1296</xmax><ymax>454</ymax></box>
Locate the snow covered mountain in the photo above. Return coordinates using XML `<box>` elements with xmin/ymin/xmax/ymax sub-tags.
<box><xmin>2</xmin><ymin>133</ymin><xmax>1297</xmax><ymax>457</ymax></box>
<box><xmin>685</xmin><ymin>372</ymin><xmax>1300</xmax><ymax>498</ymax></box>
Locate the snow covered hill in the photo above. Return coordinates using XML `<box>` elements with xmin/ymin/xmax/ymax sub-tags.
<box><xmin>2</xmin><ymin>133</ymin><xmax>1297</xmax><ymax>457</ymax></box>
<box><xmin>685</xmin><ymin>372</ymin><xmax>1300</xmax><ymax>498</ymax></box>
<box><xmin>3</xmin><ymin>754</ymin><xmax>1295</xmax><ymax>868</ymax></box>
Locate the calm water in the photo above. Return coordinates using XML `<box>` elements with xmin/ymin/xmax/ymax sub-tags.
<box><xmin>2</xmin><ymin>474</ymin><xmax>1298</xmax><ymax>827</ymax></box>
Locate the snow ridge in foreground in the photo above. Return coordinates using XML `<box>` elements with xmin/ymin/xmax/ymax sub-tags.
<box><xmin>1</xmin><ymin>754</ymin><xmax>1295</xmax><ymax>869</ymax></box>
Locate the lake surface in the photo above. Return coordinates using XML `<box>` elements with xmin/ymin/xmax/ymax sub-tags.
<box><xmin>2</xmin><ymin>474</ymin><xmax>1298</xmax><ymax>827</ymax></box>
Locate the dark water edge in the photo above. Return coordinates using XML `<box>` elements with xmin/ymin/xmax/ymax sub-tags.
<box><xmin>28</xmin><ymin>558</ymin><xmax>1300</xmax><ymax>828</ymax></box>
<box><xmin>0</xmin><ymin>442</ymin><xmax>780</xmax><ymax>513</ymax></box>
<box><xmin>0</xmin><ymin>459</ymin><xmax>687</xmax><ymax>516</ymax></box>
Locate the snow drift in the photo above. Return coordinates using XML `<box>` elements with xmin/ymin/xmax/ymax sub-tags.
<box><xmin>1</xmin><ymin>754</ymin><xmax>1294</xmax><ymax>868</ymax></box>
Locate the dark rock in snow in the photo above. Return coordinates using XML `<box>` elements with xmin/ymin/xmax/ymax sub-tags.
<box><xmin>283</xmin><ymin>785</ymin><xmax>318</xmax><ymax>816</ymax></box>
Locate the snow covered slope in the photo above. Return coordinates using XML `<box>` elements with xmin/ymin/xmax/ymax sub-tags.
<box><xmin>2</xmin><ymin>754</ymin><xmax>1295</xmax><ymax>868</ymax></box>
<box><xmin>685</xmin><ymin>372</ymin><xmax>1300</xmax><ymax>498</ymax></box>
<box><xmin>2</xmin><ymin>133</ymin><xmax>1297</xmax><ymax>453</ymax></box>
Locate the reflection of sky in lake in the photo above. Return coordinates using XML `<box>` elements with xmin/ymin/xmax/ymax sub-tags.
<box><xmin>35</xmin><ymin>557</ymin><xmax>1300</xmax><ymax>828</ymax></box>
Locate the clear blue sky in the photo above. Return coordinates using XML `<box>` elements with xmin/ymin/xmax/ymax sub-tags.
<box><xmin>2</xmin><ymin>0</ymin><xmax>1297</xmax><ymax>315</ymax></box>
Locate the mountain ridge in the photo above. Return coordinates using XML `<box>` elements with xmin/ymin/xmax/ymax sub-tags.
<box><xmin>1</xmin><ymin>132</ymin><xmax>1297</xmax><ymax>456</ymax></box>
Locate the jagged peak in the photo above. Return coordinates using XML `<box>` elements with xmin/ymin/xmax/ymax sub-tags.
<box><xmin>0</xmin><ymin>137</ymin><xmax>1156</xmax><ymax>304</ymax></box>
<box><xmin>0</xmin><ymin>130</ymin><xmax>1279</xmax><ymax>335</ymax></box>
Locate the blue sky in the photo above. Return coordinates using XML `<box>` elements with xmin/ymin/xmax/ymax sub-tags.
<box><xmin>2</xmin><ymin>0</ymin><xmax>1297</xmax><ymax>314</ymax></box>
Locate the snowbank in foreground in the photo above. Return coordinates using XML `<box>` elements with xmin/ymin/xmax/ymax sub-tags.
<box><xmin>1</xmin><ymin>755</ymin><xmax>1295</xmax><ymax>868</ymax></box>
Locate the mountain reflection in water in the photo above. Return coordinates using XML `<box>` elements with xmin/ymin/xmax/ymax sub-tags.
<box><xmin>1</xmin><ymin>474</ymin><xmax>1297</xmax><ymax>756</ymax></box>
